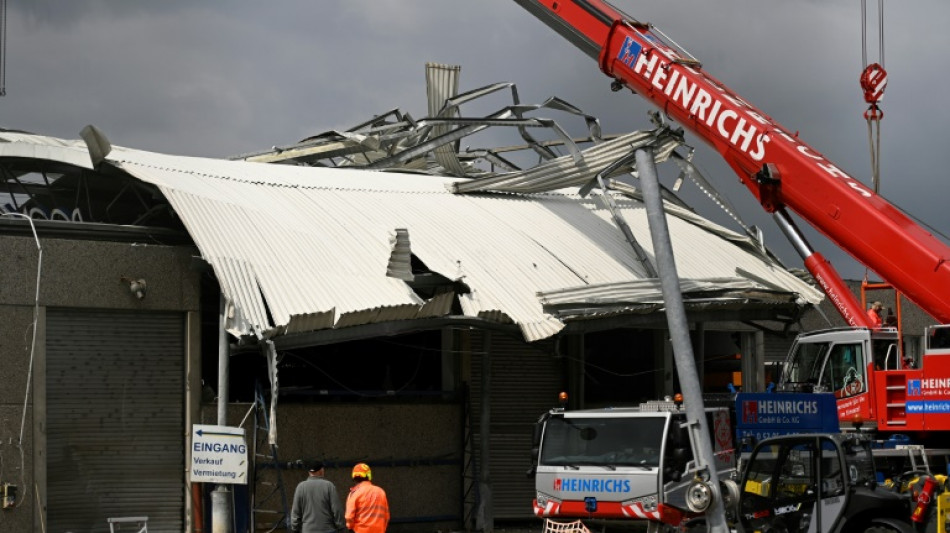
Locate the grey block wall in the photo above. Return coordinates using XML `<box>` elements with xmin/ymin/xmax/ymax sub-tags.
<box><xmin>0</xmin><ymin>234</ymin><xmax>200</xmax><ymax>532</ymax></box>
<box><xmin>204</xmin><ymin>402</ymin><xmax>463</xmax><ymax>533</ymax></box>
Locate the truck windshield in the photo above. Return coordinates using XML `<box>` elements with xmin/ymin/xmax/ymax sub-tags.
<box><xmin>540</xmin><ymin>416</ymin><xmax>666</xmax><ymax>467</ymax></box>
<box><xmin>781</xmin><ymin>342</ymin><xmax>829</xmax><ymax>386</ymax></box>
<box><xmin>781</xmin><ymin>341</ymin><xmax>865</xmax><ymax>397</ymax></box>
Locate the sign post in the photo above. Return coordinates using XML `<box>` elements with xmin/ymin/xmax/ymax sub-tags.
<box><xmin>190</xmin><ymin>424</ymin><xmax>248</xmax><ymax>485</ymax></box>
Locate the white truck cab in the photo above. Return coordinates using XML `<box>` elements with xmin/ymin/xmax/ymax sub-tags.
<box><xmin>530</xmin><ymin>399</ymin><xmax>735</xmax><ymax>529</ymax></box>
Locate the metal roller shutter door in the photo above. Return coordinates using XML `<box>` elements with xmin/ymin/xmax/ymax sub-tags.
<box><xmin>46</xmin><ymin>309</ymin><xmax>185</xmax><ymax>533</ymax></box>
<box><xmin>470</xmin><ymin>332</ymin><xmax>562</xmax><ymax>520</ymax></box>
<box><xmin>764</xmin><ymin>334</ymin><xmax>793</xmax><ymax>364</ymax></box>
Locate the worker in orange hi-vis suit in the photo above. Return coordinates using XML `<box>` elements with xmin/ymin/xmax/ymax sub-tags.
<box><xmin>867</xmin><ymin>301</ymin><xmax>884</xmax><ymax>328</ymax></box>
<box><xmin>345</xmin><ymin>463</ymin><xmax>390</xmax><ymax>533</ymax></box>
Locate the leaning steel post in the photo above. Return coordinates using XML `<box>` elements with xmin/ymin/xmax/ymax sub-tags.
<box><xmin>635</xmin><ymin>148</ymin><xmax>729</xmax><ymax>533</ymax></box>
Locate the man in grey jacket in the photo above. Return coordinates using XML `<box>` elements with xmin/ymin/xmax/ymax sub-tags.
<box><xmin>290</xmin><ymin>460</ymin><xmax>345</xmax><ymax>533</ymax></box>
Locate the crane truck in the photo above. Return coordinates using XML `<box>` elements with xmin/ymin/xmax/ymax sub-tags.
<box><xmin>508</xmin><ymin>0</ymin><xmax>950</xmax><ymax>441</ymax></box>
<box><xmin>510</xmin><ymin>1</ymin><xmax>950</xmax><ymax>531</ymax></box>
<box><xmin>529</xmin><ymin>397</ymin><xmax>736</xmax><ymax>527</ymax></box>
<box><xmin>530</xmin><ymin>395</ymin><xmax>950</xmax><ymax>533</ymax></box>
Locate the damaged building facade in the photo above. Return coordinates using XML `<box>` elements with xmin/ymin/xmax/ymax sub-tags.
<box><xmin>0</xmin><ymin>65</ymin><xmax>829</xmax><ymax>532</ymax></box>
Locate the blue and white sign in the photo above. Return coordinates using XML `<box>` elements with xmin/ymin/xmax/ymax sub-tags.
<box><xmin>190</xmin><ymin>424</ymin><xmax>248</xmax><ymax>484</ymax></box>
<box><xmin>907</xmin><ymin>401</ymin><xmax>950</xmax><ymax>413</ymax></box>
<box><xmin>735</xmin><ymin>392</ymin><xmax>839</xmax><ymax>442</ymax></box>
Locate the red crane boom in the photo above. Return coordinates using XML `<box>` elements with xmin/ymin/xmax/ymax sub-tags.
<box><xmin>513</xmin><ymin>0</ymin><xmax>950</xmax><ymax>326</ymax></box>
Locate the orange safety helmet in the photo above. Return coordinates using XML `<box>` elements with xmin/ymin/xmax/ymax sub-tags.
<box><xmin>352</xmin><ymin>462</ymin><xmax>372</xmax><ymax>481</ymax></box>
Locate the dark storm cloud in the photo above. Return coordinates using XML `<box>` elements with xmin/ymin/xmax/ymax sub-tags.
<box><xmin>21</xmin><ymin>0</ymin><xmax>196</xmax><ymax>26</ymax></box>
<box><xmin>2</xmin><ymin>0</ymin><xmax>947</xmax><ymax>279</ymax></box>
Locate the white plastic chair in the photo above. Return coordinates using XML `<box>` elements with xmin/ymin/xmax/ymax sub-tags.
<box><xmin>107</xmin><ymin>516</ymin><xmax>148</xmax><ymax>533</ymax></box>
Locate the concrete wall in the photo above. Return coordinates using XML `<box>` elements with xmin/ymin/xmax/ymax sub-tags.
<box><xmin>204</xmin><ymin>401</ymin><xmax>463</xmax><ymax>533</ymax></box>
<box><xmin>0</xmin><ymin>236</ymin><xmax>200</xmax><ymax>311</ymax></box>
<box><xmin>0</xmin><ymin>234</ymin><xmax>200</xmax><ymax>533</ymax></box>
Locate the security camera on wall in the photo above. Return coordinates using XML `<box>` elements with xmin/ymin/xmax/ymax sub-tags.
<box><xmin>120</xmin><ymin>276</ymin><xmax>147</xmax><ymax>300</ymax></box>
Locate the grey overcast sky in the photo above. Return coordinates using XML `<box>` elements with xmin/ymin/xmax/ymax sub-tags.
<box><xmin>3</xmin><ymin>1</ymin><xmax>948</xmax><ymax>281</ymax></box>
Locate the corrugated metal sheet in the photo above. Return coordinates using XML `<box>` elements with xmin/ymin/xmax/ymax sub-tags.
<box><xmin>0</xmin><ymin>132</ymin><xmax>821</xmax><ymax>343</ymax></box>
<box><xmin>539</xmin><ymin>277</ymin><xmax>811</xmax><ymax>308</ymax></box>
<box><xmin>0</xmin><ymin>132</ymin><xmax>94</xmax><ymax>168</ymax></box>
<box><xmin>426</xmin><ymin>63</ymin><xmax>467</xmax><ymax>177</ymax></box>
<box><xmin>449</xmin><ymin>129</ymin><xmax>680</xmax><ymax>194</ymax></box>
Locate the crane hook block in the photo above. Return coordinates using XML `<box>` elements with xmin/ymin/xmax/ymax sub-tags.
<box><xmin>860</xmin><ymin>63</ymin><xmax>887</xmax><ymax>105</ymax></box>
<box><xmin>863</xmin><ymin>105</ymin><xmax>884</xmax><ymax>121</ymax></box>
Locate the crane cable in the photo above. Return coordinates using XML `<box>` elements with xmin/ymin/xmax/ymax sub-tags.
<box><xmin>0</xmin><ymin>0</ymin><xmax>6</xmax><ymax>96</ymax></box>
<box><xmin>860</xmin><ymin>0</ymin><xmax>885</xmax><ymax>193</ymax></box>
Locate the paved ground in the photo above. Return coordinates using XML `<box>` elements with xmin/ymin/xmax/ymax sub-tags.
<box><xmin>490</xmin><ymin>520</ymin><xmax>650</xmax><ymax>533</ymax></box>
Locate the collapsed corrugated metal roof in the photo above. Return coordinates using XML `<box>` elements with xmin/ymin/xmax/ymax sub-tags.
<box><xmin>0</xmin><ymin>64</ymin><xmax>823</xmax><ymax>342</ymax></box>
<box><xmin>137</xmin><ymin>151</ymin><xmax>816</xmax><ymax>341</ymax></box>
<box><xmin>0</xmin><ymin>131</ymin><xmax>819</xmax><ymax>342</ymax></box>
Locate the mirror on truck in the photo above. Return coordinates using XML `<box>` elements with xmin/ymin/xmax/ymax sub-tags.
<box><xmin>527</xmin><ymin>441</ymin><xmax>539</xmax><ymax>477</ymax></box>
<box><xmin>663</xmin><ymin>422</ymin><xmax>691</xmax><ymax>482</ymax></box>
<box><xmin>532</xmin><ymin>419</ymin><xmax>543</xmax><ymax>448</ymax></box>
<box><xmin>528</xmin><ymin>415</ymin><xmax>546</xmax><ymax>476</ymax></box>
<box><xmin>527</xmin><ymin>442</ymin><xmax>539</xmax><ymax>476</ymax></box>
<box><xmin>664</xmin><ymin>447</ymin><xmax>688</xmax><ymax>482</ymax></box>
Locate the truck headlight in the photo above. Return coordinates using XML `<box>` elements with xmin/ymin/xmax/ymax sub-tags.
<box><xmin>536</xmin><ymin>491</ymin><xmax>559</xmax><ymax>507</ymax></box>
<box><xmin>685</xmin><ymin>480</ymin><xmax>712</xmax><ymax>513</ymax></box>
<box><xmin>622</xmin><ymin>495</ymin><xmax>658</xmax><ymax>512</ymax></box>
